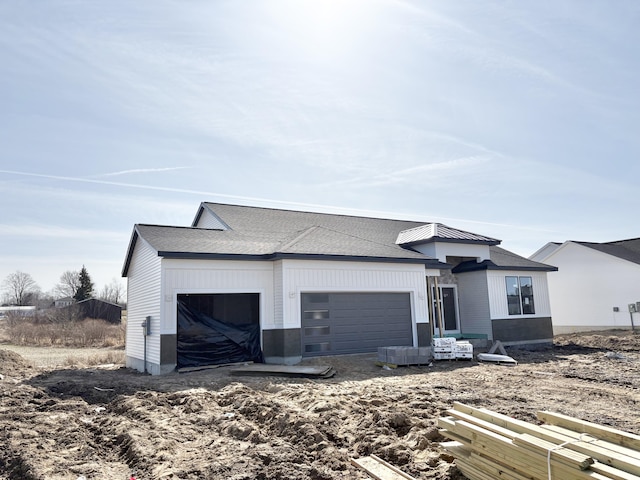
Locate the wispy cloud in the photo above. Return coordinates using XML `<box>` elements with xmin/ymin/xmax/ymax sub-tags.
<box><xmin>0</xmin><ymin>168</ymin><xmax>550</xmax><ymax>233</ymax></box>
<box><xmin>93</xmin><ymin>167</ymin><xmax>192</xmax><ymax>178</ymax></box>
<box><xmin>0</xmin><ymin>223</ymin><xmax>127</xmax><ymax>240</ymax></box>
<box><xmin>318</xmin><ymin>155</ymin><xmax>492</xmax><ymax>190</ymax></box>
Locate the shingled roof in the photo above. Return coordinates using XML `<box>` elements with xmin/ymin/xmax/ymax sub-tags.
<box><xmin>123</xmin><ymin>202</ymin><xmax>549</xmax><ymax>275</ymax></box>
<box><xmin>452</xmin><ymin>246</ymin><xmax>558</xmax><ymax>273</ymax></box>
<box><xmin>575</xmin><ymin>238</ymin><xmax>640</xmax><ymax>265</ymax></box>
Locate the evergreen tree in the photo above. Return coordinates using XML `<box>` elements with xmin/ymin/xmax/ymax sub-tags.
<box><xmin>73</xmin><ymin>265</ymin><xmax>94</xmax><ymax>301</ymax></box>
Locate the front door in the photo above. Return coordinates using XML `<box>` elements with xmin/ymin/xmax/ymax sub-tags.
<box><xmin>432</xmin><ymin>285</ymin><xmax>460</xmax><ymax>335</ymax></box>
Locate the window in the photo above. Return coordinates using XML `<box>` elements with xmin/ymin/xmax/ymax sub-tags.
<box><xmin>505</xmin><ymin>276</ymin><xmax>535</xmax><ymax>315</ymax></box>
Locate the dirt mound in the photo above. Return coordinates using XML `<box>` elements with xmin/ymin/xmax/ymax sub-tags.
<box><xmin>0</xmin><ymin>333</ymin><xmax>639</xmax><ymax>479</ymax></box>
<box><xmin>0</xmin><ymin>348</ymin><xmax>33</xmax><ymax>378</ymax></box>
<box><xmin>555</xmin><ymin>329</ymin><xmax>640</xmax><ymax>351</ymax></box>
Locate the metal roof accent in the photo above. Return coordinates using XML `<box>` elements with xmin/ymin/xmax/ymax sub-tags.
<box><xmin>396</xmin><ymin>223</ymin><xmax>501</xmax><ymax>246</ymax></box>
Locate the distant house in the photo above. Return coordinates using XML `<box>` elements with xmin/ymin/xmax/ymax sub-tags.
<box><xmin>57</xmin><ymin>298</ymin><xmax>123</xmax><ymax>323</ymax></box>
<box><xmin>75</xmin><ymin>298</ymin><xmax>123</xmax><ymax>324</ymax></box>
<box><xmin>530</xmin><ymin>238</ymin><xmax>640</xmax><ymax>333</ymax></box>
<box><xmin>0</xmin><ymin>306</ymin><xmax>36</xmax><ymax>317</ymax></box>
<box><xmin>122</xmin><ymin>202</ymin><xmax>557</xmax><ymax>374</ymax></box>
<box><xmin>54</xmin><ymin>297</ymin><xmax>75</xmax><ymax>308</ymax></box>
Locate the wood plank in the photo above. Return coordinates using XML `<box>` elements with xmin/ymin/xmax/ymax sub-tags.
<box><xmin>537</xmin><ymin>411</ymin><xmax>640</xmax><ymax>452</ymax></box>
<box><xmin>438</xmin><ymin>418</ymin><xmax>600</xmax><ymax>480</ymax></box>
<box><xmin>541</xmin><ymin>425</ymin><xmax>640</xmax><ymax>461</ymax></box>
<box><xmin>350</xmin><ymin>455</ymin><xmax>416</xmax><ymax>480</ymax></box>
<box><xmin>443</xmin><ymin>409</ymin><xmax>595</xmax><ymax>470</ymax></box>
<box><xmin>450</xmin><ymin>403</ymin><xmax>640</xmax><ymax>477</ymax></box>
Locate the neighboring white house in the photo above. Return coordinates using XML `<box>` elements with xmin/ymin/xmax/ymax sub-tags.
<box><xmin>530</xmin><ymin>238</ymin><xmax>640</xmax><ymax>334</ymax></box>
<box><xmin>123</xmin><ymin>202</ymin><xmax>557</xmax><ymax>374</ymax></box>
<box><xmin>54</xmin><ymin>297</ymin><xmax>75</xmax><ymax>308</ymax></box>
<box><xmin>0</xmin><ymin>305</ymin><xmax>36</xmax><ymax>317</ymax></box>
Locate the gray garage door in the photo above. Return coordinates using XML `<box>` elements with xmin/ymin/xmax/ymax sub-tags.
<box><xmin>301</xmin><ymin>292</ymin><xmax>413</xmax><ymax>356</ymax></box>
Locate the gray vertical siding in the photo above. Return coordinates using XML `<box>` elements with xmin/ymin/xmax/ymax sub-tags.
<box><xmin>455</xmin><ymin>270</ymin><xmax>492</xmax><ymax>339</ymax></box>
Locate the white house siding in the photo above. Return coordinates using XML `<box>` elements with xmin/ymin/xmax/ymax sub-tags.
<box><xmin>456</xmin><ymin>270</ymin><xmax>492</xmax><ymax>339</ymax></box>
<box><xmin>273</xmin><ymin>260</ymin><xmax>284</xmax><ymax>328</ymax></box>
<box><xmin>487</xmin><ymin>270</ymin><xmax>551</xmax><ymax>319</ymax></box>
<box><xmin>193</xmin><ymin>208</ymin><xmax>228</xmax><ymax>230</ymax></box>
<box><xmin>126</xmin><ymin>236</ymin><xmax>162</xmax><ymax>367</ymax></box>
<box><xmin>412</xmin><ymin>242</ymin><xmax>491</xmax><ymax>262</ymax></box>
<box><xmin>280</xmin><ymin>260</ymin><xmax>430</xmax><ymax>341</ymax></box>
<box><xmin>544</xmin><ymin>243</ymin><xmax>640</xmax><ymax>333</ymax></box>
<box><xmin>161</xmin><ymin>259</ymin><xmax>275</xmax><ymax>333</ymax></box>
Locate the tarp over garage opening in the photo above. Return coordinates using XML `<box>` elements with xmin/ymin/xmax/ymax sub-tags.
<box><xmin>177</xmin><ymin>294</ymin><xmax>263</xmax><ymax>368</ymax></box>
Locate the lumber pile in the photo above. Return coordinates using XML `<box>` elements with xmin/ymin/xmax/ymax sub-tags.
<box><xmin>350</xmin><ymin>454</ymin><xmax>416</xmax><ymax>480</ymax></box>
<box><xmin>439</xmin><ymin>402</ymin><xmax>640</xmax><ymax>480</ymax></box>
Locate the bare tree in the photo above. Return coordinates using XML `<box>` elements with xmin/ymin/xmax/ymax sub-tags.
<box><xmin>99</xmin><ymin>278</ymin><xmax>126</xmax><ymax>304</ymax></box>
<box><xmin>2</xmin><ymin>271</ymin><xmax>40</xmax><ymax>306</ymax></box>
<box><xmin>54</xmin><ymin>270</ymin><xmax>80</xmax><ymax>298</ymax></box>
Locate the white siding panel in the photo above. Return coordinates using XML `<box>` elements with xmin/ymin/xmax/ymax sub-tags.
<box><xmin>273</xmin><ymin>260</ymin><xmax>284</xmax><ymax>328</ymax></box>
<box><xmin>487</xmin><ymin>270</ymin><xmax>551</xmax><ymax>320</ymax></box>
<box><xmin>126</xmin><ymin>236</ymin><xmax>162</xmax><ymax>363</ymax></box>
<box><xmin>162</xmin><ymin>259</ymin><xmax>274</xmax><ymax>333</ymax></box>
<box><xmin>194</xmin><ymin>210</ymin><xmax>228</xmax><ymax>230</ymax></box>
<box><xmin>281</xmin><ymin>260</ymin><xmax>429</xmax><ymax>330</ymax></box>
<box><xmin>544</xmin><ymin>242</ymin><xmax>640</xmax><ymax>331</ymax></box>
<box><xmin>456</xmin><ymin>270</ymin><xmax>492</xmax><ymax>338</ymax></box>
<box><xmin>413</xmin><ymin>243</ymin><xmax>491</xmax><ymax>262</ymax></box>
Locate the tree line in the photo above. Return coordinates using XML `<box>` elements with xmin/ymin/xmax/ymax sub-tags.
<box><xmin>1</xmin><ymin>266</ymin><xmax>125</xmax><ymax>307</ymax></box>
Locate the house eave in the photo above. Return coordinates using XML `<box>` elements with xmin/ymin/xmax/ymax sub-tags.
<box><xmin>400</xmin><ymin>237</ymin><xmax>501</xmax><ymax>248</ymax></box>
<box><xmin>157</xmin><ymin>251</ymin><xmax>452</xmax><ymax>269</ymax></box>
<box><xmin>453</xmin><ymin>262</ymin><xmax>558</xmax><ymax>274</ymax></box>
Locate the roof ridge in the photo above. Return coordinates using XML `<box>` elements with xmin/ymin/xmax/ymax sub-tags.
<box><xmin>278</xmin><ymin>226</ymin><xmax>320</xmax><ymax>251</ymax></box>
<box><xmin>202</xmin><ymin>201</ymin><xmax>424</xmax><ymax>224</ymax></box>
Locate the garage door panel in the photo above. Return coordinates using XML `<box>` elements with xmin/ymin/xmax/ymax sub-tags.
<box><xmin>301</xmin><ymin>292</ymin><xmax>413</xmax><ymax>357</ymax></box>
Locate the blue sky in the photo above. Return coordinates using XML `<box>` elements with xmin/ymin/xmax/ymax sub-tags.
<box><xmin>1</xmin><ymin>0</ymin><xmax>639</xmax><ymax>295</ymax></box>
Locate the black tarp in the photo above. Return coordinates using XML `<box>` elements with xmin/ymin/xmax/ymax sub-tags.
<box><xmin>176</xmin><ymin>300</ymin><xmax>263</xmax><ymax>368</ymax></box>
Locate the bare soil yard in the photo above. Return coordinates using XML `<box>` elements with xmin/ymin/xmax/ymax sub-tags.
<box><xmin>1</xmin><ymin>330</ymin><xmax>639</xmax><ymax>480</ymax></box>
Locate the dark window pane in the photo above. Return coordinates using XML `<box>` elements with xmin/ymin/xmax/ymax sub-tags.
<box><xmin>304</xmin><ymin>326</ymin><xmax>330</xmax><ymax>336</ymax></box>
<box><xmin>305</xmin><ymin>342</ymin><xmax>331</xmax><ymax>353</ymax></box>
<box><xmin>505</xmin><ymin>276</ymin><xmax>521</xmax><ymax>315</ymax></box>
<box><xmin>519</xmin><ymin>276</ymin><xmax>535</xmax><ymax>314</ymax></box>
<box><xmin>303</xmin><ymin>309</ymin><xmax>330</xmax><ymax>320</ymax></box>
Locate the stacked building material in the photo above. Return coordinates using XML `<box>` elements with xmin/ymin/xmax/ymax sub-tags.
<box><xmin>433</xmin><ymin>338</ymin><xmax>474</xmax><ymax>360</ymax></box>
<box><xmin>377</xmin><ymin>346</ymin><xmax>433</xmax><ymax>366</ymax></box>
<box><xmin>439</xmin><ymin>402</ymin><xmax>640</xmax><ymax>480</ymax></box>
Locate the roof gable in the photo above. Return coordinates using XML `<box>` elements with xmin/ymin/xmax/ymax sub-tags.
<box><xmin>396</xmin><ymin>223</ymin><xmax>501</xmax><ymax>247</ymax></box>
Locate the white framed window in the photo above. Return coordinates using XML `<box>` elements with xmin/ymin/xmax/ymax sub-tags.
<box><xmin>505</xmin><ymin>276</ymin><xmax>535</xmax><ymax>315</ymax></box>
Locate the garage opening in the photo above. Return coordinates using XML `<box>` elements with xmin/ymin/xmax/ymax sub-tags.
<box><xmin>301</xmin><ymin>292</ymin><xmax>412</xmax><ymax>356</ymax></box>
<box><xmin>177</xmin><ymin>293</ymin><xmax>262</xmax><ymax>368</ymax></box>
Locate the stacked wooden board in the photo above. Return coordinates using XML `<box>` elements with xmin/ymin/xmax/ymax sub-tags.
<box><xmin>351</xmin><ymin>454</ymin><xmax>416</xmax><ymax>480</ymax></box>
<box><xmin>439</xmin><ymin>402</ymin><xmax>640</xmax><ymax>480</ymax></box>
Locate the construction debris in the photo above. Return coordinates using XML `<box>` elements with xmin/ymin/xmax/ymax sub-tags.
<box><xmin>476</xmin><ymin>352</ymin><xmax>518</xmax><ymax>365</ymax></box>
<box><xmin>350</xmin><ymin>454</ymin><xmax>416</xmax><ymax>480</ymax></box>
<box><xmin>433</xmin><ymin>337</ymin><xmax>474</xmax><ymax>361</ymax></box>
<box><xmin>377</xmin><ymin>346</ymin><xmax>433</xmax><ymax>367</ymax></box>
<box><xmin>229</xmin><ymin>364</ymin><xmax>336</xmax><ymax>379</ymax></box>
<box><xmin>439</xmin><ymin>402</ymin><xmax>640</xmax><ymax>480</ymax></box>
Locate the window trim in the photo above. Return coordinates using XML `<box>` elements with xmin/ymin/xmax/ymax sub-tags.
<box><xmin>505</xmin><ymin>276</ymin><xmax>535</xmax><ymax>316</ymax></box>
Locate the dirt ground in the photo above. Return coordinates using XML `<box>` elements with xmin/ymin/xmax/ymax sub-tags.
<box><xmin>1</xmin><ymin>330</ymin><xmax>639</xmax><ymax>480</ymax></box>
